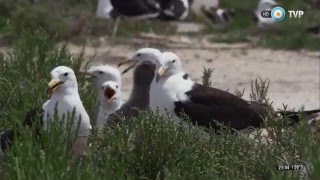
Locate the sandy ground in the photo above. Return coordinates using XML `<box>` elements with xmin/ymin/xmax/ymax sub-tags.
<box><xmin>68</xmin><ymin>33</ymin><xmax>320</xmax><ymax>111</ymax></box>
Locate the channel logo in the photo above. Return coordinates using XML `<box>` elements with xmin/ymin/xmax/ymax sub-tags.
<box><xmin>271</xmin><ymin>7</ymin><xmax>285</xmax><ymax>21</ymax></box>
<box><xmin>261</xmin><ymin>6</ymin><xmax>304</xmax><ymax>22</ymax></box>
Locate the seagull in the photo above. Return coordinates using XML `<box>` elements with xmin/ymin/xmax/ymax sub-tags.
<box><xmin>107</xmin><ymin>60</ymin><xmax>156</xmax><ymax>126</ymax></box>
<box><xmin>110</xmin><ymin>0</ymin><xmax>161</xmax><ymax>19</ymax></box>
<box><xmin>96</xmin><ymin>81</ymin><xmax>122</xmax><ymax>131</ymax></box>
<box><xmin>106</xmin><ymin>48</ymin><xmax>160</xmax><ymax>126</ymax></box>
<box><xmin>159</xmin><ymin>0</ymin><xmax>190</xmax><ymax>20</ymax></box>
<box><xmin>77</xmin><ymin>65</ymin><xmax>123</xmax><ymax>129</ymax></box>
<box><xmin>118</xmin><ymin>48</ymin><xmax>161</xmax><ymax>74</ymax></box>
<box><xmin>85</xmin><ymin>65</ymin><xmax>122</xmax><ymax>89</ymax></box>
<box><xmin>96</xmin><ymin>0</ymin><xmax>117</xmax><ymax>19</ymax></box>
<box><xmin>201</xmin><ymin>7</ymin><xmax>235</xmax><ymax>23</ymax></box>
<box><xmin>43</xmin><ymin>66</ymin><xmax>91</xmax><ymax>156</ymax></box>
<box><xmin>150</xmin><ymin>52</ymin><xmax>265</xmax><ymax>131</ymax></box>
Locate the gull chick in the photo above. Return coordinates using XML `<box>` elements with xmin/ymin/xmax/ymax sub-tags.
<box><xmin>96</xmin><ymin>81</ymin><xmax>122</xmax><ymax>131</ymax></box>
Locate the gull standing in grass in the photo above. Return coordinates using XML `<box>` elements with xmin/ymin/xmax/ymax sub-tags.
<box><xmin>108</xmin><ymin>60</ymin><xmax>156</xmax><ymax>126</ymax></box>
<box><xmin>96</xmin><ymin>81</ymin><xmax>122</xmax><ymax>130</ymax></box>
<box><xmin>78</xmin><ymin>65</ymin><xmax>122</xmax><ymax>127</ymax></box>
<box><xmin>150</xmin><ymin>52</ymin><xmax>265</xmax><ymax>131</ymax></box>
<box><xmin>44</xmin><ymin>66</ymin><xmax>91</xmax><ymax>156</ymax></box>
<box><xmin>107</xmin><ymin>48</ymin><xmax>159</xmax><ymax>126</ymax></box>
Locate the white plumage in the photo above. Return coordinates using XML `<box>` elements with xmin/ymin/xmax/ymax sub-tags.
<box><xmin>96</xmin><ymin>81</ymin><xmax>122</xmax><ymax>130</ymax></box>
<box><xmin>87</xmin><ymin>65</ymin><xmax>122</xmax><ymax>89</ymax></box>
<box><xmin>43</xmin><ymin>66</ymin><xmax>91</xmax><ymax>156</ymax></box>
<box><xmin>150</xmin><ymin>52</ymin><xmax>193</xmax><ymax>123</ymax></box>
<box><xmin>132</xmin><ymin>48</ymin><xmax>161</xmax><ymax>63</ymax></box>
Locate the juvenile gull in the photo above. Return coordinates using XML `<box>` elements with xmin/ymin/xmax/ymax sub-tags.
<box><xmin>108</xmin><ymin>60</ymin><xmax>156</xmax><ymax>126</ymax></box>
<box><xmin>78</xmin><ymin>65</ymin><xmax>122</xmax><ymax>122</ymax></box>
<box><xmin>96</xmin><ymin>81</ymin><xmax>122</xmax><ymax>130</ymax></box>
<box><xmin>118</xmin><ymin>48</ymin><xmax>161</xmax><ymax>74</ymax></box>
<box><xmin>150</xmin><ymin>52</ymin><xmax>265</xmax><ymax>131</ymax></box>
<box><xmin>43</xmin><ymin>66</ymin><xmax>91</xmax><ymax>156</ymax></box>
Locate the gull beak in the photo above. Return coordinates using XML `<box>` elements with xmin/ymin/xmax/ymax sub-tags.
<box><xmin>75</xmin><ymin>70</ymin><xmax>97</xmax><ymax>79</ymax></box>
<box><xmin>46</xmin><ymin>79</ymin><xmax>64</xmax><ymax>97</ymax></box>
<box><xmin>104</xmin><ymin>87</ymin><xmax>116</xmax><ymax>102</ymax></box>
<box><xmin>156</xmin><ymin>66</ymin><xmax>168</xmax><ymax>83</ymax></box>
<box><xmin>108</xmin><ymin>95</ymin><xmax>116</xmax><ymax>103</ymax></box>
<box><xmin>118</xmin><ymin>59</ymin><xmax>138</xmax><ymax>74</ymax></box>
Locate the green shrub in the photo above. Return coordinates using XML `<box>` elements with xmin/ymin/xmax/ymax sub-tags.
<box><xmin>1</xmin><ymin>30</ymin><xmax>320</xmax><ymax>180</ymax></box>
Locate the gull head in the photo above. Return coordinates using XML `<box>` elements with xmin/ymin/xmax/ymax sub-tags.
<box><xmin>134</xmin><ymin>60</ymin><xmax>156</xmax><ymax>86</ymax></box>
<box><xmin>101</xmin><ymin>81</ymin><xmax>121</xmax><ymax>103</ymax></box>
<box><xmin>85</xmin><ymin>65</ymin><xmax>121</xmax><ymax>88</ymax></box>
<box><xmin>46</xmin><ymin>66</ymin><xmax>77</xmax><ymax>97</ymax></box>
<box><xmin>118</xmin><ymin>48</ymin><xmax>161</xmax><ymax>74</ymax></box>
<box><xmin>155</xmin><ymin>52</ymin><xmax>182</xmax><ymax>83</ymax></box>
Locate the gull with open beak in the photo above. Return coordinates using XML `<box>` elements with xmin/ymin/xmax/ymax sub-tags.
<box><xmin>96</xmin><ymin>81</ymin><xmax>122</xmax><ymax>131</ymax></box>
<box><xmin>76</xmin><ymin>65</ymin><xmax>123</xmax><ymax>122</ymax></box>
<box><xmin>118</xmin><ymin>48</ymin><xmax>161</xmax><ymax>74</ymax></box>
<box><xmin>43</xmin><ymin>66</ymin><xmax>92</xmax><ymax>157</ymax></box>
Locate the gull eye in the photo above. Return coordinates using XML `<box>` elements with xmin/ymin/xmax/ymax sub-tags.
<box><xmin>64</xmin><ymin>72</ymin><xmax>69</xmax><ymax>77</ymax></box>
<box><xmin>116</xmin><ymin>85</ymin><xmax>119</xmax><ymax>88</ymax></box>
<box><xmin>136</xmin><ymin>53</ymin><xmax>141</xmax><ymax>57</ymax></box>
<box><xmin>172</xmin><ymin>60</ymin><xmax>176</xmax><ymax>63</ymax></box>
<box><xmin>101</xmin><ymin>86</ymin><xmax>104</xmax><ymax>90</ymax></box>
<box><xmin>98</xmin><ymin>71</ymin><xmax>103</xmax><ymax>74</ymax></box>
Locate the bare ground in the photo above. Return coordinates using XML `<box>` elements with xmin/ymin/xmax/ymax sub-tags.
<box><xmin>67</xmin><ymin>34</ymin><xmax>320</xmax><ymax>111</ymax></box>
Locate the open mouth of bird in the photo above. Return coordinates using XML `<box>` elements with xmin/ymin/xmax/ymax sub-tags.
<box><xmin>46</xmin><ymin>80</ymin><xmax>64</xmax><ymax>97</ymax></box>
<box><xmin>104</xmin><ymin>87</ymin><xmax>116</xmax><ymax>101</ymax></box>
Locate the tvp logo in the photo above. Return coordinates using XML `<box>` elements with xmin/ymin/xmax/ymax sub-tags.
<box><xmin>261</xmin><ymin>6</ymin><xmax>304</xmax><ymax>22</ymax></box>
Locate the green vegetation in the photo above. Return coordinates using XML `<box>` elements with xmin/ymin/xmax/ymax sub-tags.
<box><xmin>0</xmin><ymin>0</ymin><xmax>177</xmax><ymax>45</ymax></box>
<box><xmin>205</xmin><ymin>0</ymin><xmax>320</xmax><ymax>50</ymax></box>
<box><xmin>0</xmin><ymin>0</ymin><xmax>319</xmax><ymax>50</ymax></box>
<box><xmin>0</xmin><ymin>31</ymin><xmax>320</xmax><ymax>179</ymax></box>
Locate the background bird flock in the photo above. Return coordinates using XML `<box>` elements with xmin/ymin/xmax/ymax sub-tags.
<box><xmin>0</xmin><ymin>0</ymin><xmax>320</xmax><ymax>179</ymax></box>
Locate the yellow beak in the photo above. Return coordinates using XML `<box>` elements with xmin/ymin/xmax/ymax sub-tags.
<box><xmin>118</xmin><ymin>59</ymin><xmax>138</xmax><ymax>74</ymax></box>
<box><xmin>46</xmin><ymin>79</ymin><xmax>63</xmax><ymax>97</ymax></box>
<box><xmin>156</xmin><ymin>67</ymin><xmax>168</xmax><ymax>83</ymax></box>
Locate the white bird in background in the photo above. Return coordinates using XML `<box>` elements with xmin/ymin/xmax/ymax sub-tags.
<box><xmin>87</xmin><ymin>65</ymin><xmax>122</xmax><ymax>89</ymax></box>
<box><xmin>43</xmin><ymin>66</ymin><xmax>92</xmax><ymax>156</ymax></box>
<box><xmin>79</xmin><ymin>65</ymin><xmax>123</xmax><ymax>123</ymax></box>
<box><xmin>96</xmin><ymin>81</ymin><xmax>122</xmax><ymax>131</ymax></box>
<box><xmin>96</xmin><ymin>0</ymin><xmax>114</xmax><ymax>19</ymax></box>
<box><xmin>150</xmin><ymin>52</ymin><xmax>265</xmax><ymax>131</ymax></box>
<box><xmin>255</xmin><ymin>0</ymin><xmax>278</xmax><ymax>27</ymax></box>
